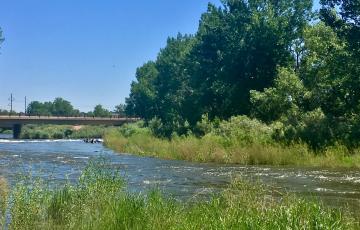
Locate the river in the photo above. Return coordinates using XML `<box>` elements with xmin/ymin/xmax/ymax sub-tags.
<box><xmin>0</xmin><ymin>134</ymin><xmax>359</xmax><ymax>213</ymax></box>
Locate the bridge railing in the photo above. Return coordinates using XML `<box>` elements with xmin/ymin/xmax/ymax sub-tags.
<box><xmin>0</xmin><ymin>114</ymin><xmax>140</xmax><ymax>121</ymax></box>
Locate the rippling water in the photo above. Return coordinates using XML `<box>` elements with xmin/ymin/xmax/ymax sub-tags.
<box><xmin>0</xmin><ymin>135</ymin><xmax>359</xmax><ymax>212</ymax></box>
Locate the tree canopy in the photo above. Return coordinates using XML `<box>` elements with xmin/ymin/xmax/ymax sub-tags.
<box><xmin>125</xmin><ymin>0</ymin><xmax>313</xmax><ymax>135</ymax></box>
<box><xmin>93</xmin><ymin>104</ymin><xmax>112</xmax><ymax>118</ymax></box>
<box><xmin>27</xmin><ymin>98</ymin><xmax>79</xmax><ymax>116</ymax></box>
<box><xmin>123</xmin><ymin>0</ymin><xmax>360</xmax><ymax>149</ymax></box>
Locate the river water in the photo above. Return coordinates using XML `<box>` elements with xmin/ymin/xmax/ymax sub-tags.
<box><xmin>0</xmin><ymin>134</ymin><xmax>359</xmax><ymax>213</ymax></box>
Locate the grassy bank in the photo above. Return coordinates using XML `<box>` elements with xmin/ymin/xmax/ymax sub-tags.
<box><xmin>104</xmin><ymin>120</ymin><xmax>360</xmax><ymax>168</ymax></box>
<box><xmin>0</xmin><ymin>162</ymin><xmax>357</xmax><ymax>229</ymax></box>
<box><xmin>20</xmin><ymin>124</ymin><xmax>111</xmax><ymax>139</ymax></box>
<box><xmin>0</xmin><ymin>128</ymin><xmax>12</xmax><ymax>135</ymax></box>
<box><xmin>0</xmin><ymin>177</ymin><xmax>8</xmax><ymax>227</ymax></box>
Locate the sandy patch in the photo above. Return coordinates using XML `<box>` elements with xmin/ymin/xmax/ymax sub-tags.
<box><xmin>72</xmin><ymin>125</ymin><xmax>83</xmax><ymax>131</ymax></box>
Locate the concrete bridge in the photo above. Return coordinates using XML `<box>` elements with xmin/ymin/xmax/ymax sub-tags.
<box><xmin>0</xmin><ymin>115</ymin><xmax>139</xmax><ymax>139</ymax></box>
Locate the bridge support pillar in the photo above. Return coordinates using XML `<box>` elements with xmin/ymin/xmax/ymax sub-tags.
<box><xmin>13</xmin><ymin>124</ymin><xmax>22</xmax><ymax>139</ymax></box>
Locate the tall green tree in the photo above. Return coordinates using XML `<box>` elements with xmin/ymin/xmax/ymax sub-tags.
<box><xmin>153</xmin><ymin>34</ymin><xmax>196</xmax><ymax>135</ymax></box>
<box><xmin>125</xmin><ymin>61</ymin><xmax>159</xmax><ymax>119</ymax></box>
<box><xmin>300</xmin><ymin>23</ymin><xmax>351</xmax><ymax>117</ymax></box>
<box><xmin>125</xmin><ymin>0</ymin><xmax>313</xmax><ymax>137</ymax></box>
<box><xmin>251</xmin><ymin>22</ymin><xmax>360</xmax><ymax>149</ymax></box>
<box><xmin>27</xmin><ymin>101</ymin><xmax>53</xmax><ymax>116</ymax></box>
<box><xmin>27</xmin><ymin>98</ymin><xmax>79</xmax><ymax>116</ymax></box>
<box><xmin>319</xmin><ymin>1</ymin><xmax>360</xmax><ymax>118</ymax></box>
<box><xmin>52</xmin><ymin>98</ymin><xmax>76</xmax><ymax>116</ymax></box>
<box><xmin>93</xmin><ymin>105</ymin><xmax>111</xmax><ymax>117</ymax></box>
<box><xmin>114</xmin><ymin>104</ymin><xmax>126</xmax><ymax>116</ymax></box>
<box><xmin>126</xmin><ymin>35</ymin><xmax>196</xmax><ymax>135</ymax></box>
<box><xmin>250</xmin><ymin>22</ymin><xmax>349</xmax><ymax>122</ymax></box>
<box><xmin>250</xmin><ymin>68</ymin><xmax>308</xmax><ymax>123</ymax></box>
<box><xmin>188</xmin><ymin>0</ymin><xmax>313</xmax><ymax>120</ymax></box>
<box><xmin>320</xmin><ymin>0</ymin><xmax>360</xmax><ymax>55</ymax></box>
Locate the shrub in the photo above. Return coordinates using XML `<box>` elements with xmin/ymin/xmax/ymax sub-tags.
<box><xmin>53</xmin><ymin>132</ymin><xmax>64</xmax><ymax>139</ymax></box>
<box><xmin>212</xmin><ymin>116</ymin><xmax>274</xmax><ymax>146</ymax></box>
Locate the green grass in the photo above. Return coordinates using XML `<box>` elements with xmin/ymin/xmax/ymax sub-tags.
<box><xmin>0</xmin><ymin>177</ymin><xmax>8</xmax><ymax>227</ymax></box>
<box><xmin>104</xmin><ymin>123</ymin><xmax>360</xmax><ymax>168</ymax></box>
<box><xmin>20</xmin><ymin>124</ymin><xmax>111</xmax><ymax>139</ymax></box>
<box><xmin>0</xmin><ymin>128</ymin><xmax>12</xmax><ymax>135</ymax></box>
<box><xmin>1</xmin><ymin>162</ymin><xmax>357</xmax><ymax>229</ymax></box>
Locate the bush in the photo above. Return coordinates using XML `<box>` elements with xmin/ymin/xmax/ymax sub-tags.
<box><xmin>194</xmin><ymin>114</ymin><xmax>216</xmax><ymax>136</ymax></box>
<box><xmin>212</xmin><ymin>116</ymin><xmax>274</xmax><ymax>146</ymax></box>
<box><xmin>148</xmin><ymin>116</ymin><xmax>191</xmax><ymax>138</ymax></box>
<box><xmin>277</xmin><ymin>109</ymin><xmax>339</xmax><ymax>151</ymax></box>
<box><xmin>118</xmin><ymin>121</ymin><xmax>149</xmax><ymax>138</ymax></box>
<box><xmin>53</xmin><ymin>132</ymin><xmax>64</xmax><ymax>139</ymax></box>
<box><xmin>250</xmin><ymin>68</ymin><xmax>309</xmax><ymax>123</ymax></box>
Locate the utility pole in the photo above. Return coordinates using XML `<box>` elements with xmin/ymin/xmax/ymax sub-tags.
<box><xmin>25</xmin><ymin>96</ymin><xmax>27</xmax><ymax>115</ymax></box>
<box><xmin>8</xmin><ymin>93</ymin><xmax>14</xmax><ymax>115</ymax></box>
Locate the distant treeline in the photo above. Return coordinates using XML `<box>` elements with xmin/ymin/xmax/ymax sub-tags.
<box><xmin>124</xmin><ymin>0</ymin><xmax>360</xmax><ymax>150</ymax></box>
<box><xmin>0</xmin><ymin>97</ymin><xmax>126</xmax><ymax>118</ymax></box>
<box><xmin>25</xmin><ymin>98</ymin><xmax>126</xmax><ymax>118</ymax></box>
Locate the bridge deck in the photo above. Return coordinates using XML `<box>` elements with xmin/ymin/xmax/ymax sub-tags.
<box><xmin>0</xmin><ymin>116</ymin><xmax>139</xmax><ymax>128</ymax></box>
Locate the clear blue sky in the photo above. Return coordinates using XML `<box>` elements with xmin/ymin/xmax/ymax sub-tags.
<box><xmin>0</xmin><ymin>0</ymin><xmax>319</xmax><ymax>113</ymax></box>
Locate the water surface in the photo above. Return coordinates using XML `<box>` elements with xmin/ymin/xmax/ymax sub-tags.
<box><xmin>0</xmin><ymin>138</ymin><xmax>359</xmax><ymax>213</ymax></box>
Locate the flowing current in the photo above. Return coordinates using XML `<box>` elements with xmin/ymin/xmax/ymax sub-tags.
<box><xmin>0</xmin><ymin>134</ymin><xmax>359</xmax><ymax>213</ymax></box>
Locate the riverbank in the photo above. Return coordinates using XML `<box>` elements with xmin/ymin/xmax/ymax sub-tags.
<box><xmin>104</xmin><ymin>121</ymin><xmax>360</xmax><ymax>168</ymax></box>
<box><xmin>0</xmin><ymin>128</ymin><xmax>12</xmax><ymax>135</ymax></box>
<box><xmin>0</xmin><ymin>176</ymin><xmax>7</xmax><ymax>227</ymax></box>
<box><xmin>20</xmin><ymin>124</ymin><xmax>111</xmax><ymax>139</ymax></box>
<box><xmin>2</xmin><ymin>163</ymin><xmax>356</xmax><ymax>229</ymax></box>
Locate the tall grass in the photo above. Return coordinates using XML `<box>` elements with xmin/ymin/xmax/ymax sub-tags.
<box><xmin>0</xmin><ymin>177</ymin><xmax>8</xmax><ymax>227</ymax></box>
<box><xmin>104</xmin><ymin>122</ymin><xmax>360</xmax><ymax>168</ymax></box>
<box><xmin>2</xmin><ymin>162</ymin><xmax>357</xmax><ymax>229</ymax></box>
<box><xmin>20</xmin><ymin>125</ymin><xmax>111</xmax><ymax>139</ymax></box>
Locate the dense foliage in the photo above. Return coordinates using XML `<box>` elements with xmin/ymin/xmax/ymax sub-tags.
<box><xmin>92</xmin><ymin>104</ymin><xmax>112</xmax><ymax>117</ymax></box>
<box><xmin>27</xmin><ymin>98</ymin><xmax>80</xmax><ymax>116</ymax></box>
<box><xmin>125</xmin><ymin>0</ymin><xmax>360</xmax><ymax>150</ymax></box>
<box><xmin>26</xmin><ymin>98</ymin><xmax>115</xmax><ymax>118</ymax></box>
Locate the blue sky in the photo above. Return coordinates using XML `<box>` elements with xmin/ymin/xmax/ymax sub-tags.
<box><xmin>0</xmin><ymin>0</ymin><xmax>319</xmax><ymax>112</ymax></box>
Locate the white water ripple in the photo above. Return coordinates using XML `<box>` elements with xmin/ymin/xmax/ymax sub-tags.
<box><xmin>0</xmin><ymin>139</ymin><xmax>82</xmax><ymax>143</ymax></box>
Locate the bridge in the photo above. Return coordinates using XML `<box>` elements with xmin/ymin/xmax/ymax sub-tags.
<box><xmin>0</xmin><ymin>115</ymin><xmax>139</xmax><ymax>139</ymax></box>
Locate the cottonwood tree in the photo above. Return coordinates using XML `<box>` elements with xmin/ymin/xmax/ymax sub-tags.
<box><xmin>320</xmin><ymin>0</ymin><xmax>360</xmax><ymax>54</ymax></box>
<box><xmin>93</xmin><ymin>105</ymin><xmax>111</xmax><ymax>117</ymax></box>
<box><xmin>125</xmin><ymin>0</ymin><xmax>314</xmax><ymax>137</ymax></box>
<box><xmin>114</xmin><ymin>104</ymin><xmax>126</xmax><ymax>116</ymax></box>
